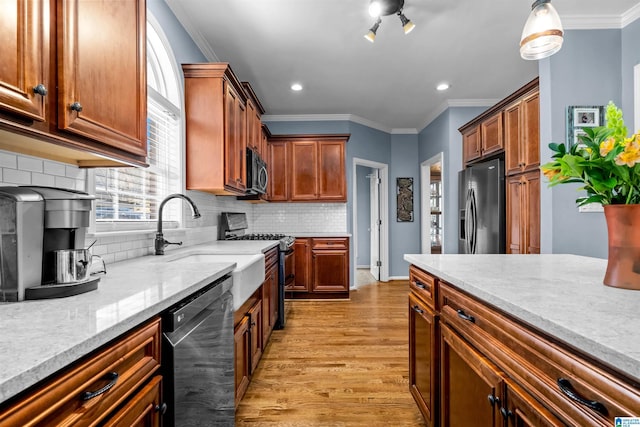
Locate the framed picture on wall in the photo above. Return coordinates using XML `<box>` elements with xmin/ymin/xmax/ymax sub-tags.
<box><xmin>396</xmin><ymin>177</ymin><xmax>414</xmax><ymax>222</ymax></box>
<box><xmin>567</xmin><ymin>105</ymin><xmax>604</xmax><ymax>147</ymax></box>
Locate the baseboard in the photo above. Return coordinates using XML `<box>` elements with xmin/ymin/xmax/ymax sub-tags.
<box><xmin>388</xmin><ymin>276</ymin><xmax>409</xmax><ymax>281</ymax></box>
<box><xmin>356</xmin><ymin>265</ymin><xmax>371</xmax><ymax>269</ymax></box>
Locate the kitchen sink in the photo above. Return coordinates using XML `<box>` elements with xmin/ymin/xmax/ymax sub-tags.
<box><xmin>168</xmin><ymin>252</ymin><xmax>265</xmax><ymax>310</ymax></box>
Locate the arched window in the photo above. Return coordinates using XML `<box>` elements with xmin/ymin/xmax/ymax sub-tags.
<box><xmin>93</xmin><ymin>18</ymin><xmax>181</xmax><ymax>230</ymax></box>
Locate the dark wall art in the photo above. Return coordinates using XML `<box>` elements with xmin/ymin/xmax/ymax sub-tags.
<box><xmin>396</xmin><ymin>177</ymin><xmax>414</xmax><ymax>222</ymax></box>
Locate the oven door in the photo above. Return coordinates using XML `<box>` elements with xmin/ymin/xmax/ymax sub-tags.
<box><xmin>283</xmin><ymin>248</ymin><xmax>294</xmax><ymax>287</ymax></box>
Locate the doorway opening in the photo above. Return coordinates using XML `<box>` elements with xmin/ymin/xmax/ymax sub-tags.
<box><xmin>353</xmin><ymin>158</ymin><xmax>389</xmax><ymax>286</ymax></box>
<box><xmin>420</xmin><ymin>153</ymin><xmax>445</xmax><ymax>254</ymax></box>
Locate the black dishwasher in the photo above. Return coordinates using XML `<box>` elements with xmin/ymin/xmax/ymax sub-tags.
<box><xmin>162</xmin><ymin>274</ymin><xmax>234</xmax><ymax>426</ymax></box>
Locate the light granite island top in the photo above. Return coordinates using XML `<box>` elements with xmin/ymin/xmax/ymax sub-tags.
<box><xmin>0</xmin><ymin>240</ymin><xmax>277</xmax><ymax>406</ymax></box>
<box><xmin>403</xmin><ymin>254</ymin><xmax>640</xmax><ymax>383</ymax></box>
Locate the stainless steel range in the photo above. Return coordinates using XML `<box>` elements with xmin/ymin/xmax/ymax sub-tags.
<box><xmin>219</xmin><ymin>212</ymin><xmax>294</xmax><ymax>329</ymax></box>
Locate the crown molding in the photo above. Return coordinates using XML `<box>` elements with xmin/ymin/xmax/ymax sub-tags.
<box><xmin>262</xmin><ymin>114</ymin><xmax>393</xmax><ymax>133</ymax></box>
<box><xmin>418</xmin><ymin>99</ymin><xmax>499</xmax><ymax>132</ymax></box>
<box><xmin>563</xmin><ymin>5</ymin><xmax>640</xmax><ymax>30</ymax></box>
<box><xmin>622</xmin><ymin>3</ymin><xmax>640</xmax><ymax>28</ymax></box>
<box><xmin>390</xmin><ymin>128</ymin><xmax>419</xmax><ymax>135</ymax></box>
<box><xmin>165</xmin><ymin>0</ymin><xmax>219</xmax><ymax>61</ymax></box>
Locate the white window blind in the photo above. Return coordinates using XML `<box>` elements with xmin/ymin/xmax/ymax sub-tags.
<box><xmin>93</xmin><ymin>21</ymin><xmax>181</xmax><ymax>228</ymax></box>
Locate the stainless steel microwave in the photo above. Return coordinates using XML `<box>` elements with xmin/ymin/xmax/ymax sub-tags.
<box><xmin>246</xmin><ymin>148</ymin><xmax>268</xmax><ymax>194</ymax></box>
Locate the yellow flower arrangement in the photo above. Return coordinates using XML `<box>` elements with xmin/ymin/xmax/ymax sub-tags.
<box><xmin>541</xmin><ymin>102</ymin><xmax>640</xmax><ymax>205</ymax></box>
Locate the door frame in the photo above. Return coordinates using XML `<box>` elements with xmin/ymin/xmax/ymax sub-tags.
<box><xmin>420</xmin><ymin>152</ymin><xmax>444</xmax><ymax>254</ymax></box>
<box><xmin>352</xmin><ymin>158</ymin><xmax>389</xmax><ymax>283</ymax></box>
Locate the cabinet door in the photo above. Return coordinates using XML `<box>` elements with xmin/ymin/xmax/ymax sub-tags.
<box><xmin>57</xmin><ymin>0</ymin><xmax>146</xmax><ymax>156</ymax></box>
<box><xmin>290</xmin><ymin>238</ymin><xmax>310</xmax><ymax>292</ymax></box>
<box><xmin>311</xmin><ymin>249</ymin><xmax>349</xmax><ymax>292</ymax></box>
<box><xmin>317</xmin><ymin>140</ymin><xmax>346</xmax><ymax>201</ymax></box>
<box><xmin>246</xmin><ymin>100</ymin><xmax>257</xmax><ymax>152</ymax></box>
<box><xmin>504</xmin><ymin>101</ymin><xmax>522</xmax><ymax>176</ymax></box>
<box><xmin>409</xmin><ymin>293</ymin><xmax>439</xmax><ymax>426</ymax></box>
<box><xmin>0</xmin><ymin>0</ymin><xmax>47</xmax><ymax>121</ymax></box>
<box><xmin>224</xmin><ymin>82</ymin><xmax>247</xmax><ymax>193</ymax></box>
<box><xmin>234</xmin><ymin>316</ymin><xmax>250</xmax><ymax>407</ymax></box>
<box><xmin>504</xmin><ymin>381</ymin><xmax>566</xmax><ymax>427</ymax></box>
<box><xmin>248</xmin><ymin>301</ymin><xmax>263</xmax><ymax>374</ymax></box>
<box><xmin>521</xmin><ymin>92</ymin><xmax>540</xmax><ymax>172</ymax></box>
<box><xmin>523</xmin><ymin>171</ymin><xmax>540</xmax><ymax>254</ymax></box>
<box><xmin>290</xmin><ymin>141</ymin><xmax>318</xmax><ymax>201</ymax></box>
<box><xmin>102</xmin><ymin>375</ymin><xmax>162</xmax><ymax>427</ymax></box>
<box><xmin>463</xmin><ymin>126</ymin><xmax>481</xmax><ymax>164</ymax></box>
<box><xmin>267</xmin><ymin>141</ymin><xmax>289</xmax><ymax>201</ymax></box>
<box><xmin>481</xmin><ymin>111</ymin><xmax>503</xmax><ymax>156</ymax></box>
<box><xmin>506</xmin><ymin>175</ymin><xmax>523</xmax><ymax>254</ymax></box>
<box><xmin>440</xmin><ymin>323</ymin><xmax>504</xmax><ymax>427</ymax></box>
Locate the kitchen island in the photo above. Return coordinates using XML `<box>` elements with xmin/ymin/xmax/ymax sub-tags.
<box><xmin>404</xmin><ymin>253</ymin><xmax>640</xmax><ymax>426</ymax></box>
<box><xmin>0</xmin><ymin>240</ymin><xmax>277</xmax><ymax>407</ymax></box>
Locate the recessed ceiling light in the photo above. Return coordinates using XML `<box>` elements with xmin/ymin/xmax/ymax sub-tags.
<box><xmin>291</xmin><ymin>83</ymin><xmax>303</xmax><ymax>91</ymax></box>
<box><xmin>436</xmin><ymin>83</ymin><xmax>450</xmax><ymax>91</ymax></box>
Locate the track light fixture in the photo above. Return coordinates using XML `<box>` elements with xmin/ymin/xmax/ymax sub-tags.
<box><xmin>364</xmin><ymin>0</ymin><xmax>415</xmax><ymax>42</ymax></box>
<box><xmin>520</xmin><ymin>0</ymin><xmax>564</xmax><ymax>60</ymax></box>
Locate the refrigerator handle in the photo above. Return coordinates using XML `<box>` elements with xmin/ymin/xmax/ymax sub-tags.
<box><xmin>470</xmin><ymin>188</ymin><xmax>478</xmax><ymax>254</ymax></box>
<box><xmin>465</xmin><ymin>189</ymin><xmax>472</xmax><ymax>254</ymax></box>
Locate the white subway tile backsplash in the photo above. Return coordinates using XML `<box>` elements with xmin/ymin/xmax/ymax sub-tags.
<box><xmin>54</xmin><ymin>176</ymin><xmax>76</xmax><ymax>189</ymax></box>
<box><xmin>31</xmin><ymin>172</ymin><xmax>56</xmax><ymax>186</ymax></box>
<box><xmin>66</xmin><ymin>166</ymin><xmax>85</xmax><ymax>180</ymax></box>
<box><xmin>252</xmin><ymin>203</ymin><xmax>347</xmax><ymax>233</ymax></box>
<box><xmin>3</xmin><ymin>168</ymin><xmax>31</xmax><ymax>185</ymax></box>
<box><xmin>43</xmin><ymin>161</ymin><xmax>67</xmax><ymax>177</ymax></box>
<box><xmin>17</xmin><ymin>156</ymin><xmax>43</xmax><ymax>172</ymax></box>
<box><xmin>0</xmin><ymin>152</ymin><xmax>17</xmax><ymax>168</ymax></box>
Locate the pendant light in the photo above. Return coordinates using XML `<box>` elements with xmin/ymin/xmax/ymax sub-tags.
<box><xmin>520</xmin><ymin>0</ymin><xmax>564</xmax><ymax>60</ymax></box>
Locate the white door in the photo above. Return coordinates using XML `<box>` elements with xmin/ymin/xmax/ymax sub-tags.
<box><xmin>370</xmin><ymin>169</ymin><xmax>381</xmax><ymax>280</ymax></box>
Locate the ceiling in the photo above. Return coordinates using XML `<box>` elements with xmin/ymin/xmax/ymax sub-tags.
<box><xmin>165</xmin><ymin>0</ymin><xmax>639</xmax><ymax>133</ymax></box>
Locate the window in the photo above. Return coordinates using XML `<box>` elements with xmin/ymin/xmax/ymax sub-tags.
<box><xmin>93</xmin><ymin>21</ymin><xmax>181</xmax><ymax>230</ymax></box>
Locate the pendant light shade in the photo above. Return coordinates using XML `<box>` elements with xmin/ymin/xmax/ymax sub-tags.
<box><xmin>520</xmin><ymin>0</ymin><xmax>563</xmax><ymax>60</ymax></box>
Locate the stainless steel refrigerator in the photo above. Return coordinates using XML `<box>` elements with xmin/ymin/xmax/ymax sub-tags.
<box><xmin>458</xmin><ymin>158</ymin><xmax>505</xmax><ymax>254</ymax></box>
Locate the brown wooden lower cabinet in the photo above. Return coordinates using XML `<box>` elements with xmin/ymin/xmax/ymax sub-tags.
<box><xmin>506</xmin><ymin>171</ymin><xmax>540</xmax><ymax>254</ymax></box>
<box><xmin>287</xmin><ymin>237</ymin><xmax>350</xmax><ymax>299</ymax></box>
<box><xmin>408</xmin><ymin>264</ymin><xmax>640</xmax><ymax>427</ymax></box>
<box><xmin>0</xmin><ymin>318</ymin><xmax>163</xmax><ymax>426</ymax></box>
<box><xmin>234</xmin><ymin>315</ymin><xmax>250</xmax><ymax>407</ymax></box>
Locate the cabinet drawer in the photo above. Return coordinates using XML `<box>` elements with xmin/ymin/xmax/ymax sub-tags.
<box><xmin>409</xmin><ymin>265</ymin><xmax>437</xmax><ymax>309</ymax></box>
<box><xmin>311</xmin><ymin>238</ymin><xmax>348</xmax><ymax>250</ymax></box>
<box><xmin>0</xmin><ymin>318</ymin><xmax>161</xmax><ymax>426</ymax></box>
<box><xmin>264</xmin><ymin>247</ymin><xmax>278</xmax><ymax>270</ymax></box>
<box><xmin>439</xmin><ymin>283</ymin><xmax>640</xmax><ymax>426</ymax></box>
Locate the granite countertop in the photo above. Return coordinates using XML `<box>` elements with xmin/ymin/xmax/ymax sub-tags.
<box><xmin>0</xmin><ymin>240</ymin><xmax>277</xmax><ymax>406</ymax></box>
<box><xmin>404</xmin><ymin>254</ymin><xmax>640</xmax><ymax>383</ymax></box>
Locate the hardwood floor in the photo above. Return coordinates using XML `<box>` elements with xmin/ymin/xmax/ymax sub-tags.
<box><xmin>235</xmin><ymin>279</ymin><xmax>426</xmax><ymax>426</ymax></box>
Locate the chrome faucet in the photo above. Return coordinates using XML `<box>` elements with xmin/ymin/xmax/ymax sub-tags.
<box><xmin>155</xmin><ymin>193</ymin><xmax>201</xmax><ymax>255</ymax></box>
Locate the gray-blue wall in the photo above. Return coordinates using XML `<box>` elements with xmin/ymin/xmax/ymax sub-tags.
<box><xmin>356</xmin><ymin>166</ymin><xmax>372</xmax><ymax>267</ymax></box>
<box><xmin>418</xmin><ymin>107</ymin><xmax>487</xmax><ymax>254</ymax></box>
<box><xmin>622</xmin><ymin>18</ymin><xmax>640</xmax><ymax>131</ymax></box>
<box><xmin>390</xmin><ymin>134</ymin><xmax>421</xmax><ymax>276</ymax></box>
<box><xmin>540</xmin><ymin>29</ymin><xmax>623</xmax><ymax>258</ymax></box>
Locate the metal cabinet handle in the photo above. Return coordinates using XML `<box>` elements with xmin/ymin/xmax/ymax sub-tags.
<box><xmin>155</xmin><ymin>402</ymin><xmax>167</xmax><ymax>414</ymax></box>
<box><xmin>557</xmin><ymin>378</ymin><xmax>608</xmax><ymax>415</ymax></box>
<box><xmin>487</xmin><ymin>394</ymin><xmax>499</xmax><ymax>406</ymax></box>
<box><xmin>500</xmin><ymin>407</ymin><xmax>513</xmax><ymax>418</ymax></box>
<box><xmin>80</xmin><ymin>372</ymin><xmax>119</xmax><ymax>401</ymax></box>
<box><xmin>70</xmin><ymin>102</ymin><xmax>83</xmax><ymax>112</ymax></box>
<box><xmin>33</xmin><ymin>84</ymin><xmax>47</xmax><ymax>96</ymax></box>
<box><xmin>412</xmin><ymin>305</ymin><xmax>424</xmax><ymax>314</ymax></box>
<box><xmin>414</xmin><ymin>281</ymin><xmax>426</xmax><ymax>289</ymax></box>
<box><xmin>457</xmin><ymin>309</ymin><xmax>475</xmax><ymax>323</ymax></box>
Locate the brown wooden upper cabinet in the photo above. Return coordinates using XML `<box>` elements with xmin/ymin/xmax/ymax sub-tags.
<box><xmin>183</xmin><ymin>63</ymin><xmax>248</xmax><ymax>195</ymax></box>
<box><xmin>242</xmin><ymin>82</ymin><xmax>266</xmax><ymax>158</ymax></box>
<box><xmin>505</xmin><ymin>91</ymin><xmax>540</xmax><ymax>176</ymax></box>
<box><xmin>267</xmin><ymin>134</ymin><xmax>349</xmax><ymax>202</ymax></box>
<box><xmin>0</xmin><ymin>0</ymin><xmax>147</xmax><ymax>167</ymax></box>
<box><xmin>462</xmin><ymin>111</ymin><xmax>504</xmax><ymax>165</ymax></box>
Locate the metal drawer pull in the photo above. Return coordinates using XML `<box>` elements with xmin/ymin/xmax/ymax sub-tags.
<box><xmin>487</xmin><ymin>394</ymin><xmax>499</xmax><ymax>406</ymax></box>
<box><xmin>457</xmin><ymin>309</ymin><xmax>476</xmax><ymax>323</ymax></box>
<box><xmin>500</xmin><ymin>407</ymin><xmax>513</xmax><ymax>418</ymax></box>
<box><xmin>557</xmin><ymin>378</ymin><xmax>608</xmax><ymax>415</ymax></box>
<box><xmin>412</xmin><ymin>305</ymin><xmax>424</xmax><ymax>314</ymax></box>
<box><xmin>155</xmin><ymin>403</ymin><xmax>167</xmax><ymax>414</ymax></box>
<box><xmin>33</xmin><ymin>84</ymin><xmax>47</xmax><ymax>96</ymax></box>
<box><xmin>415</xmin><ymin>281</ymin><xmax>426</xmax><ymax>289</ymax></box>
<box><xmin>80</xmin><ymin>372</ymin><xmax>119</xmax><ymax>401</ymax></box>
<box><xmin>70</xmin><ymin>102</ymin><xmax>83</xmax><ymax>112</ymax></box>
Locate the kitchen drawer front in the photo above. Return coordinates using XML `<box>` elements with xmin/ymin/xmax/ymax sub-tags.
<box><xmin>439</xmin><ymin>283</ymin><xmax>640</xmax><ymax>426</ymax></box>
<box><xmin>0</xmin><ymin>317</ymin><xmax>161</xmax><ymax>427</ymax></box>
<box><xmin>264</xmin><ymin>247</ymin><xmax>278</xmax><ymax>270</ymax></box>
<box><xmin>311</xmin><ymin>237</ymin><xmax>348</xmax><ymax>250</ymax></box>
<box><xmin>409</xmin><ymin>265</ymin><xmax>437</xmax><ymax>309</ymax></box>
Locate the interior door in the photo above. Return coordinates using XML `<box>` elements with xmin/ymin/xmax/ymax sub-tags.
<box><xmin>369</xmin><ymin>169</ymin><xmax>381</xmax><ymax>281</ymax></box>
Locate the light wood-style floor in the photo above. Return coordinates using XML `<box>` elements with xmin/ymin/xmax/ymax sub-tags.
<box><xmin>235</xmin><ymin>271</ymin><xmax>426</xmax><ymax>426</ymax></box>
